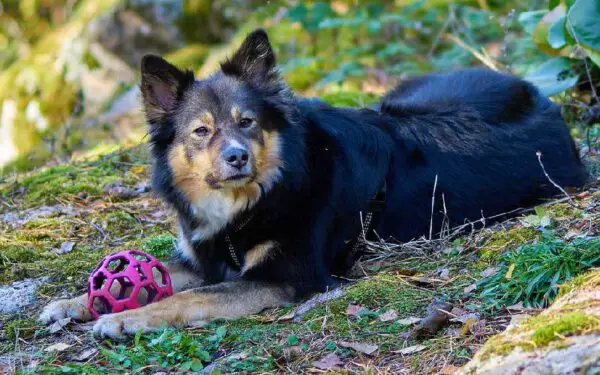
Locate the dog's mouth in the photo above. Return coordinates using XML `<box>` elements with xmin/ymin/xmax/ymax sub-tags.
<box><xmin>206</xmin><ymin>172</ymin><xmax>255</xmax><ymax>189</ymax></box>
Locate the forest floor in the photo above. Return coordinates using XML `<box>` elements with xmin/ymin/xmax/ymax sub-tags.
<box><xmin>0</xmin><ymin>142</ymin><xmax>598</xmax><ymax>374</ymax></box>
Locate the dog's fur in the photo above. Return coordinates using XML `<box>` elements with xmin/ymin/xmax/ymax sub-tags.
<box><xmin>40</xmin><ymin>29</ymin><xmax>588</xmax><ymax>338</ymax></box>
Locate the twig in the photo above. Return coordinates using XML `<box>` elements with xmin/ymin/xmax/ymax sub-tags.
<box><xmin>565</xmin><ymin>12</ymin><xmax>599</xmax><ymax>105</ymax></box>
<box><xmin>536</xmin><ymin>151</ymin><xmax>576</xmax><ymax>207</ymax></box>
<box><xmin>429</xmin><ymin>174</ymin><xmax>438</xmax><ymax>240</ymax></box>
<box><xmin>445</xmin><ymin>34</ymin><xmax>499</xmax><ymax>71</ymax></box>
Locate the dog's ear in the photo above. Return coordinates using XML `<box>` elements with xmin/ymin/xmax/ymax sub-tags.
<box><xmin>140</xmin><ymin>55</ymin><xmax>194</xmax><ymax>122</ymax></box>
<box><xmin>221</xmin><ymin>29</ymin><xmax>278</xmax><ymax>84</ymax></box>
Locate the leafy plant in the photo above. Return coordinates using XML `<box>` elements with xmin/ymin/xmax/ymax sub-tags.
<box><xmin>478</xmin><ymin>234</ymin><xmax>600</xmax><ymax>309</ymax></box>
<box><xmin>521</xmin><ymin>0</ymin><xmax>600</xmax><ymax>96</ymax></box>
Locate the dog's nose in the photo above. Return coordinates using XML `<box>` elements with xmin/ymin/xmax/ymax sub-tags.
<box><xmin>223</xmin><ymin>147</ymin><xmax>249</xmax><ymax>169</ymax></box>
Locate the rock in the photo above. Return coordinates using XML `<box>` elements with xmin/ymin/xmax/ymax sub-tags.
<box><xmin>0</xmin><ymin>277</ymin><xmax>50</xmax><ymax>314</ymax></box>
<box><xmin>1</xmin><ymin>205</ymin><xmax>76</xmax><ymax>228</ymax></box>
<box><xmin>459</xmin><ymin>269</ymin><xmax>600</xmax><ymax>374</ymax></box>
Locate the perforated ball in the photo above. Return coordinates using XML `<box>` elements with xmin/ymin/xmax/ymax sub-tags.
<box><xmin>87</xmin><ymin>250</ymin><xmax>173</xmax><ymax>319</ymax></box>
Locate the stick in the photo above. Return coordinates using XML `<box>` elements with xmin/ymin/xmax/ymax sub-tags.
<box><xmin>429</xmin><ymin>174</ymin><xmax>438</xmax><ymax>240</ymax></box>
<box><xmin>536</xmin><ymin>151</ymin><xmax>576</xmax><ymax>206</ymax></box>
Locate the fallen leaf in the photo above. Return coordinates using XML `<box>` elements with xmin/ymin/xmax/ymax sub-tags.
<box><xmin>406</xmin><ymin>301</ymin><xmax>453</xmax><ymax>339</ymax></box>
<box><xmin>460</xmin><ymin>317</ymin><xmax>480</xmax><ymax>335</ymax></box>
<box><xmin>505</xmin><ymin>263</ymin><xmax>516</xmax><ymax>279</ymax></box>
<box><xmin>564</xmin><ymin>229</ymin><xmax>582</xmax><ymax>240</ymax></box>
<box><xmin>48</xmin><ymin>317</ymin><xmax>71</xmax><ymax>334</ymax></box>
<box><xmin>439</xmin><ymin>365</ymin><xmax>460</xmax><ymax>374</ymax></box>
<box><xmin>469</xmin><ymin>319</ymin><xmax>486</xmax><ymax>337</ymax></box>
<box><xmin>71</xmin><ymin>348</ymin><xmax>98</xmax><ymax>362</ymax></box>
<box><xmin>379</xmin><ymin>309</ymin><xmax>398</xmax><ymax>322</ymax></box>
<box><xmin>346</xmin><ymin>304</ymin><xmax>368</xmax><ymax>317</ymax></box>
<box><xmin>480</xmin><ymin>266</ymin><xmax>498</xmax><ymax>278</ymax></box>
<box><xmin>312</xmin><ymin>353</ymin><xmax>343</xmax><ymax>370</ymax></box>
<box><xmin>56</xmin><ymin>241</ymin><xmax>75</xmax><ymax>255</ymax></box>
<box><xmin>396</xmin><ymin>317</ymin><xmax>422</xmax><ymax>326</ymax></box>
<box><xmin>451</xmin><ymin>312</ymin><xmax>480</xmax><ymax>324</ymax></box>
<box><xmin>339</xmin><ymin>341</ymin><xmax>378</xmax><ymax>355</ymax></box>
<box><xmin>506</xmin><ymin>301</ymin><xmax>524</xmax><ymax>311</ymax></box>
<box><xmin>396</xmin><ymin>344</ymin><xmax>426</xmax><ymax>355</ymax></box>
<box><xmin>437</xmin><ymin>267</ymin><xmax>450</xmax><ymax>280</ymax></box>
<box><xmin>44</xmin><ymin>342</ymin><xmax>72</xmax><ymax>353</ymax></box>
<box><xmin>463</xmin><ymin>284</ymin><xmax>477</xmax><ymax>294</ymax></box>
<box><xmin>576</xmin><ymin>191</ymin><xmax>591</xmax><ymax>199</ymax></box>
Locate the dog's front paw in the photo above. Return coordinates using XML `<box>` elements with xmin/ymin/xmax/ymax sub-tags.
<box><xmin>39</xmin><ymin>295</ymin><xmax>92</xmax><ymax>324</ymax></box>
<box><xmin>92</xmin><ymin>311</ymin><xmax>165</xmax><ymax>339</ymax></box>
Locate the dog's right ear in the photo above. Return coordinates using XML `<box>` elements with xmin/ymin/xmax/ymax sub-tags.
<box><xmin>140</xmin><ymin>55</ymin><xmax>194</xmax><ymax>122</ymax></box>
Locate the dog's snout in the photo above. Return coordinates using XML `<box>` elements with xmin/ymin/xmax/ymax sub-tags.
<box><xmin>223</xmin><ymin>146</ymin><xmax>249</xmax><ymax>169</ymax></box>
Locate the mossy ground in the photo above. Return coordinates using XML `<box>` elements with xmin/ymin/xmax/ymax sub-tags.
<box><xmin>0</xmin><ymin>143</ymin><xmax>598</xmax><ymax>374</ymax></box>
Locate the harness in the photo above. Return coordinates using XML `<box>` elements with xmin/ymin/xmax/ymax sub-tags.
<box><xmin>223</xmin><ymin>182</ymin><xmax>387</xmax><ymax>271</ymax></box>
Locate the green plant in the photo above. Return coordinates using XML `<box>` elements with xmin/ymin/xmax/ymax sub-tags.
<box><xmin>478</xmin><ymin>234</ymin><xmax>600</xmax><ymax>309</ymax></box>
<box><xmin>520</xmin><ymin>0</ymin><xmax>600</xmax><ymax>96</ymax></box>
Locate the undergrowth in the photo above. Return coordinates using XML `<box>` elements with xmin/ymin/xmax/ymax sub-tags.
<box><xmin>478</xmin><ymin>234</ymin><xmax>600</xmax><ymax>309</ymax></box>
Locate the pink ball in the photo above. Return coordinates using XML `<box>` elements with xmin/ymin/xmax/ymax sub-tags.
<box><xmin>87</xmin><ymin>250</ymin><xmax>173</xmax><ymax>319</ymax></box>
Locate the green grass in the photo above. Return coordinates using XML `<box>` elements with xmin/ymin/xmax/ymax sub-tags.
<box><xmin>478</xmin><ymin>234</ymin><xmax>600</xmax><ymax>309</ymax></box>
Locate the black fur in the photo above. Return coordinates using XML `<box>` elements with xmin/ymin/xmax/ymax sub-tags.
<box><xmin>144</xmin><ymin>29</ymin><xmax>588</xmax><ymax>300</ymax></box>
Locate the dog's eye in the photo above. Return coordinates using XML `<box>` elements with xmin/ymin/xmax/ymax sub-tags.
<box><xmin>239</xmin><ymin>118</ymin><xmax>254</xmax><ymax>129</ymax></box>
<box><xmin>193</xmin><ymin>126</ymin><xmax>209</xmax><ymax>137</ymax></box>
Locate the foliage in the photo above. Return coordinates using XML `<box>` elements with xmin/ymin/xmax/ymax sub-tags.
<box><xmin>478</xmin><ymin>234</ymin><xmax>600</xmax><ymax>309</ymax></box>
<box><xmin>521</xmin><ymin>0</ymin><xmax>600</xmax><ymax>96</ymax></box>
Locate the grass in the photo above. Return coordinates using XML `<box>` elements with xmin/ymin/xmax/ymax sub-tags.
<box><xmin>478</xmin><ymin>234</ymin><xmax>600</xmax><ymax>309</ymax></box>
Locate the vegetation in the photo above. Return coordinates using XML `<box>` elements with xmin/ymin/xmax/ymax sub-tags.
<box><xmin>0</xmin><ymin>0</ymin><xmax>599</xmax><ymax>373</ymax></box>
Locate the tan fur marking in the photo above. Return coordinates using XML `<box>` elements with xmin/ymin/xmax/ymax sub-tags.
<box><xmin>231</xmin><ymin>106</ymin><xmax>241</xmax><ymax>122</ymax></box>
<box><xmin>242</xmin><ymin>241</ymin><xmax>278</xmax><ymax>274</ymax></box>
<box><xmin>197</xmin><ymin>111</ymin><xmax>214</xmax><ymax>127</ymax></box>
<box><xmin>92</xmin><ymin>282</ymin><xmax>293</xmax><ymax>338</ymax></box>
<box><xmin>168</xmin><ymin>144</ymin><xmax>212</xmax><ymax>203</ymax></box>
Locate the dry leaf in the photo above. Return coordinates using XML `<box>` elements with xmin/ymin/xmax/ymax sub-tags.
<box><xmin>346</xmin><ymin>304</ymin><xmax>368</xmax><ymax>317</ymax></box>
<box><xmin>460</xmin><ymin>317</ymin><xmax>480</xmax><ymax>335</ymax></box>
<box><xmin>469</xmin><ymin>319</ymin><xmax>486</xmax><ymax>337</ymax></box>
<box><xmin>506</xmin><ymin>301</ymin><xmax>524</xmax><ymax>311</ymax></box>
<box><xmin>406</xmin><ymin>301</ymin><xmax>453</xmax><ymax>339</ymax></box>
<box><xmin>505</xmin><ymin>263</ymin><xmax>516</xmax><ymax>279</ymax></box>
<box><xmin>480</xmin><ymin>266</ymin><xmax>497</xmax><ymax>278</ymax></box>
<box><xmin>439</xmin><ymin>364</ymin><xmax>460</xmax><ymax>374</ymax></box>
<box><xmin>312</xmin><ymin>353</ymin><xmax>343</xmax><ymax>370</ymax></box>
<box><xmin>44</xmin><ymin>342</ymin><xmax>72</xmax><ymax>352</ymax></box>
<box><xmin>48</xmin><ymin>317</ymin><xmax>71</xmax><ymax>334</ymax></box>
<box><xmin>379</xmin><ymin>309</ymin><xmax>398</xmax><ymax>322</ymax></box>
<box><xmin>396</xmin><ymin>317</ymin><xmax>422</xmax><ymax>326</ymax></box>
<box><xmin>437</xmin><ymin>267</ymin><xmax>450</xmax><ymax>280</ymax></box>
<box><xmin>451</xmin><ymin>312</ymin><xmax>480</xmax><ymax>324</ymax></box>
<box><xmin>463</xmin><ymin>284</ymin><xmax>477</xmax><ymax>294</ymax></box>
<box><xmin>56</xmin><ymin>241</ymin><xmax>75</xmax><ymax>255</ymax></box>
<box><xmin>397</xmin><ymin>344</ymin><xmax>426</xmax><ymax>355</ymax></box>
<box><xmin>339</xmin><ymin>341</ymin><xmax>378</xmax><ymax>355</ymax></box>
<box><xmin>71</xmin><ymin>348</ymin><xmax>98</xmax><ymax>362</ymax></box>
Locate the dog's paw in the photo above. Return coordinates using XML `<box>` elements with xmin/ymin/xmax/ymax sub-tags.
<box><xmin>92</xmin><ymin>312</ymin><xmax>163</xmax><ymax>339</ymax></box>
<box><xmin>39</xmin><ymin>295</ymin><xmax>92</xmax><ymax>324</ymax></box>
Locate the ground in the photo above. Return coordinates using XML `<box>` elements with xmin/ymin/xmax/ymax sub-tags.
<box><xmin>0</xmin><ymin>132</ymin><xmax>599</xmax><ymax>374</ymax></box>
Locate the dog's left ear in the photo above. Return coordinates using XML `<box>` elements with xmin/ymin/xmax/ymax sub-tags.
<box><xmin>221</xmin><ymin>29</ymin><xmax>278</xmax><ymax>84</ymax></box>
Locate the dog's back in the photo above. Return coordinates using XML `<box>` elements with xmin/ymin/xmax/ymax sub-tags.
<box><xmin>376</xmin><ymin>68</ymin><xmax>588</xmax><ymax>241</ymax></box>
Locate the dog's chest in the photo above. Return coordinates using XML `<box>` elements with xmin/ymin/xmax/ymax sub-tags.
<box><xmin>189</xmin><ymin>193</ymin><xmax>247</xmax><ymax>242</ymax></box>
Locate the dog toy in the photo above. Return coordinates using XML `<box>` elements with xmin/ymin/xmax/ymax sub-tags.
<box><xmin>87</xmin><ymin>250</ymin><xmax>173</xmax><ymax>319</ymax></box>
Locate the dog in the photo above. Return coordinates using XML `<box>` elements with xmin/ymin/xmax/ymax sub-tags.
<box><xmin>40</xmin><ymin>29</ymin><xmax>587</xmax><ymax>338</ymax></box>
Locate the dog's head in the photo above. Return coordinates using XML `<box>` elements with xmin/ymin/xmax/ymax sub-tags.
<box><xmin>141</xmin><ymin>30</ymin><xmax>293</xmax><ymax>205</ymax></box>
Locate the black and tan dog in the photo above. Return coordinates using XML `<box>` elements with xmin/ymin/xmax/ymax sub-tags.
<box><xmin>40</xmin><ymin>29</ymin><xmax>587</xmax><ymax>338</ymax></box>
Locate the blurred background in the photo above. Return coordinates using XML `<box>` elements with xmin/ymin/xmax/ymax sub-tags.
<box><xmin>0</xmin><ymin>0</ymin><xmax>598</xmax><ymax>173</ymax></box>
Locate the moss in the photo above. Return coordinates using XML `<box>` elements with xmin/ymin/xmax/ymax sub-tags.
<box><xmin>558</xmin><ymin>269</ymin><xmax>600</xmax><ymax>297</ymax></box>
<box><xmin>142</xmin><ymin>235</ymin><xmax>176</xmax><ymax>260</ymax></box>
<box><xmin>303</xmin><ymin>273</ymin><xmax>432</xmax><ymax>336</ymax></box>
<box><xmin>320</xmin><ymin>91</ymin><xmax>379</xmax><ymax>107</ymax></box>
<box><xmin>2</xmin><ymin>318</ymin><xmax>39</xmax><ymax>341</ymax></box>
<box><xmin>531</xmin><ymin>312</ymin><xmax>600</xmax><ymax>346</ymax></box>
<box><xmin>479</xmin><ymin>227</ymin><xmax>537</xmax><ymax>262</ymax></box>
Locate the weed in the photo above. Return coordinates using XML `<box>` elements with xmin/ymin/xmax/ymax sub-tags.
<box><xmin>478</xmin><ymin>234</ymin><xmax>600</xmax><ymax>309</ymax></box>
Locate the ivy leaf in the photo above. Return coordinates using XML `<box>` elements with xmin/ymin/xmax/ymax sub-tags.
<box><xmin>525</xmin><ymin>57</ymin><xmax>579</xmax><ymax>96</ymax></box>
<box><xmin>567</xmin><ymin>0</ymin><xmax>600</xmax><ymax>50</ymax></box>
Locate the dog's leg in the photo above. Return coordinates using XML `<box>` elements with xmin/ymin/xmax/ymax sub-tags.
<box><xmin>93</xmin><ymin>281</ymin><xmax>294</xmax><ymax>339</ymax></box>
<box><xmin>39</xmin><ymin>262</ymin><xmax>205</xmax><ymax>324</ymax></box>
